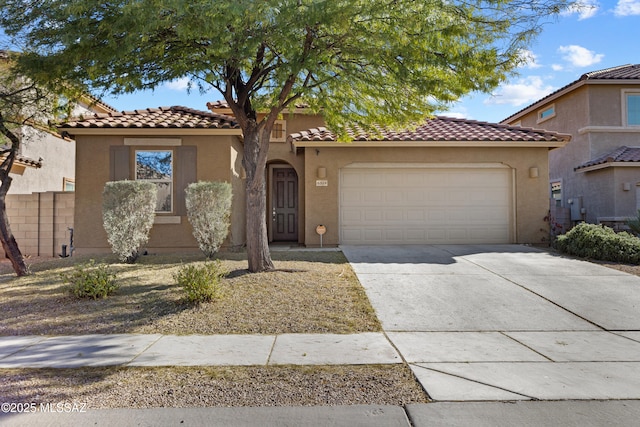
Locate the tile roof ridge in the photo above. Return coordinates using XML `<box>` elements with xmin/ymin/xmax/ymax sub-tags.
<box><xmin>435</xmin><ymin>115</ymin><xmax>564</xmax><ymax>136</ymax></box>
<box><xmin>169</xmin><ymin>105</ymin><xmax>237</xmax><ymax>120</ymax></box>
<box><xmin>581</xmin><ymin>64</ymin><xmax>635</xmax><ymax>80</ymax></box>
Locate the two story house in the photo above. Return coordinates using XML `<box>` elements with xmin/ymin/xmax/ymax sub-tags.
<box><xmin>502</xmin><ymin>64</ymin><xmax>640</xmax><ymax>232</ymax></box>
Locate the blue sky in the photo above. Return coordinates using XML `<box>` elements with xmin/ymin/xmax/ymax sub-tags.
<box><xmin>100</xmin><ymin>0</ymin><xmax>640</xmax><ymax>125</ymax></box>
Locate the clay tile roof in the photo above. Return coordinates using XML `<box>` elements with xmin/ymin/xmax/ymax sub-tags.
<box><xmin>59</xmin><ymin>106</ymin><xmax>239</xmax><ymax>130</ymax></box>
<box><xmin>575</xmin><ymin>146</ymin><xmax>640</xmax><ymax>170</ymax></box>
<box><xmin>15</xmin><ymin>154</ymin><xmax>43</xmax><ymax>168</ymax></box>
<box><xmin>581</xmin><ymin>64</ymin><xmax>640</xmax><ymax>80</ymax></box>
<box><xmin>289</xmin><ymin>116</ymin><xmax>570</xmax><ymax>143</ymax></box>
<box><xmin>0</xmin><ymin>150</ymin><xmax>43</xmax><ymax>169</ymax></box>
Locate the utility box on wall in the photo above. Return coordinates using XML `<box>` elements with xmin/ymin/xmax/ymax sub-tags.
<box><xmin>568</xmin><ymin>196</ymin><xmax>584</xmax><ymax>221</ymax></box>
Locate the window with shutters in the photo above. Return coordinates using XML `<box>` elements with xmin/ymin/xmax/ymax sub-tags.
<box><xmin>135</xmin><ymin>150</ymin><xmax>173</xmax><ymax>212</ymax></box>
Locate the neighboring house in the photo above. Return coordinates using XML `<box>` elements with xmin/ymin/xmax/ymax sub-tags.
<box><xmin>501</xmin><ymin>64</ymin><xmax>640</xmax><ymax>231</ymax></box>
<box><xmin>59</xmin><ymin>105</ymin><xmax>569</xmax><ymax>254</ymax></box>
<box><xmin>7</xmin><ymin>96</ymin><xmax>117</xmax><ymax>194</ymax></box>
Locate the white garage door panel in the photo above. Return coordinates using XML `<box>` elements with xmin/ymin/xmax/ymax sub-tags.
<box><xmin>340</xmin><ymin>167</ymin><xmax>512</xmax><ymax>244</ymax></box>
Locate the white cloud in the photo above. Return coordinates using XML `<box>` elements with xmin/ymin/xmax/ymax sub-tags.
<box><xmin>557</xmin><ymin>45</ymin><xmax>604</xmax><ymax>67</ymax></box>
<box><xmin>614</xmin><ymin>0</ymin><xmax>640</xmax><ymax>16</ymax></box>
<box><xmin>484</xmin><ymin>76</ymin><xmax>556</xmax><ymax>107</ymax></box>
<box><xmin>443</xmin><ymin>111</ymin><xmax>469</xmax><ymax>119</ymax></box>
<box><xmin>164</xmin><ymin>77</ymin><xmax>191</xmax><ymax>91</ymax></box>
<box><xmin>562</xmin><ymin>0</ymin><xmax>600</xmax><ymax>19</ymax></box>
<box><xmin>551</xmin><ymin>64</ymin><xmax>564</xmax><ymax>71</ymax></box>
<box><xmin>519</xmin><ymin>49</ymin><xmax>542</xmax><ymax>69</ymax></box>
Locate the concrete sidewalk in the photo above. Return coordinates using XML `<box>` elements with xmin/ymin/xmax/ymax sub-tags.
<box><xmin>0</xmin><ymin>332</ymin><xmax>400</xmax><ymax>368</ymax></box>
<box><xmin>3</xmin><ymin>401</ymin><xmax>640</xmax><ymax>426</ymax></box>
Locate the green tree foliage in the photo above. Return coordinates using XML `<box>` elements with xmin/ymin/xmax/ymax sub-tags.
<box><xmin>0</xmin><ymin>0</ymin><xmax>571</xmax><ymax>272</ymax></box>
<box><xmin>102</xmin><ymin>180</ymin><xmax>157</xmax><ymax>263</ymax></box>
<box><xmin>0</xmin><ymin>49</ymin><xmax>79</xmax><ymax>276</ymax></box>
<box><xmin>185</xmin><ymin>181</ymin><xmax>233</xmax><ymax>259</ymax></box>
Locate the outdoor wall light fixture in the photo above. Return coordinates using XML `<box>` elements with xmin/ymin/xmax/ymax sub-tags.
<box><xmin>317</xmin><ymin>167</ymin><xmax>327</xmax><ymax>179</ymax></box>
<box><xmin>529</xmin><ymin>167</ymin><xmax>539</xmax><ymax>178</ymax></box>
<box><xmin>623</xmin><ymin>182</ymin><xmax>631</xmax><ymax>191</ymax></box>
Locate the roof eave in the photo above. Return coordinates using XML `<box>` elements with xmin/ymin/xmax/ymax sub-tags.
<box><xmin>576</xmin><ymin>161</ymin><xmax>640</xmax><ymax>173</ymax></box>
<box><xmin>291</xmin><ymin>140</ymin><xmax>569</xmax><ymax>150</ymax></box>
<box><xmin>61</xmin><ymin>128</ymin><xmax>243</xmax><ymax>137</ymax></box>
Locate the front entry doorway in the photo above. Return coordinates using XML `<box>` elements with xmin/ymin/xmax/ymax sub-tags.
<box><xmin>271</xmin><ymin>167</ymin><xmax>298</xmax><ymax>242</ymax></box>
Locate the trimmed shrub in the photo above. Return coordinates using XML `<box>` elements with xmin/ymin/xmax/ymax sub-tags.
<box><xmin>626</xmin><ymin>210</ymin><xmax>640</xmax><ymax>236</ymax></box>
<box><xmin>185</xmin><ymin>181</ymin><xmax>232</xmax><ymax>259</ymax></box>
<box><xmin>103</xmin><ymin>180</ymin><xmax>157</xmax><ymax>263</ymax></box>
<box><xmin>555</xmin><ymin>222</ymin><xmax>640</xmax><ymax>263</ymax></box>
<box><xmin>61</xmin><ymin>260</ymin><xmax>118</xmax><ymax>299</ymax></box>
<box><xmin>174</xmin><ymin>260</ymin><xmax>227</xmax><ymax>304</ymax></box>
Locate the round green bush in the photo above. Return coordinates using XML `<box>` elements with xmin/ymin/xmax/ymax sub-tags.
<box><xmin>555</xmin><ymin>223</ymin><xmax>640</xmax><ymax>264</ymax></box>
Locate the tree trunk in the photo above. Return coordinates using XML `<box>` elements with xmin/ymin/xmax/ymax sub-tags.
<box><xmin>243</xmin><ymin>123</ymin><xmax>274</xmax><ymax>272</ymax></box>
<box><xmin>0</xmin><ymin>174</ymin><xmax>28</xmax><ymax>276</ymax></box>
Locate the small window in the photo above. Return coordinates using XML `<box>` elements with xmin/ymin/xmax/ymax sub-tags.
<box><xmin>626</xmin><ymin>93</ymin><xmax>640</xmax><ymax>126</ymax></box>
<box><xmin>537</xmin><ymin>104</ymin><xmax>556</xmax><ymax>123</ymax></box>
<box><xmin>135</xmin><ymin>150</ymin><xmax>173</xmax><ymax>212</ymax></box>
<box><xmin>551</xmin><ymin>180</ymin><xmax>562</xmax><ymax>207</ymax></box>
<box><xmin>63</xmin><ymin>178</ymin><xmax>75</xmax><ymax>191</ymax></box>
<box><xmin>271</xmin><ymin>120</ymin><xmax>286</xmax><ymax>142</ymax></box>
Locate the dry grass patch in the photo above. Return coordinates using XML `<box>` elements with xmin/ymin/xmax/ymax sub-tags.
<box><xmin>0</xmin><ymin>251</ymin><xmax>380</xmax><ymax>335</ymax></box>
<box><xmin>0</xmin><ymin>365</ymin><xmax>429</xmax><ymax>407</ymax></box>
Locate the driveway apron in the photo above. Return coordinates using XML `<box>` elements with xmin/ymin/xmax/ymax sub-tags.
<box><xmin>342</xmin><ymin>244</ymin><xmax>640</xmax><ymax>401</ymax></box>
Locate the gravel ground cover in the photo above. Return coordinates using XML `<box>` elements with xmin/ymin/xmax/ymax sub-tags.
<box><xmin>0</xmin><ymin>365</ymin><xmax>429</xmax><ymax>408</ymax></box>
<box><xmin>0</xmin><ymin>251</ymin><xmax>380</xmax><ymax>335</ymax></box>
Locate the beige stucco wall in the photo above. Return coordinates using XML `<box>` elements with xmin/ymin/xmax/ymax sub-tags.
<box><xmin>301</xmin><ymin>145</ymin><xmax>552</xmax><ymax>246</ymax></box>
<box><xmin>10</xmin><ymin>128</ymin><xmax>76</xmax><ymax>194</ymax></box>
<box><xmin>505</xmin><ymin>83</ymin><xmax>640</xmax><ymax>224</ymax></box>
<box><xmin>74</xmin><ymin>134</ymin><xmax>243</xmax><ymax>255</ymax></box>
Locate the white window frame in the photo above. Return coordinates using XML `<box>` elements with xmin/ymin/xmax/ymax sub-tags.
<box><xmin>622</xmin><ymin>89</ymin><xmax>640</xmax><ymax>127</ymax></box>
<box><xmin>63</xmin><ymin>177</ymin><xmax>75</xmax><ymax>192</ymax></box>
<box><xmin>550</xmin><ymin>179</ymin><xmax>562</xmax><ymax>207</ymax></box>
<box><xmin>135</xmin><ymin>149</ymin><xmax>174</xmax><ymax>213</ymax></box>
<box><xmin>537</xmin><ymin>104</ymin><xmax>556</xmax><ymax>124</ymax></box>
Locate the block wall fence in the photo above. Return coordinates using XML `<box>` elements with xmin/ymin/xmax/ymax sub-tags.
<box><xmin>5</xmin><ymin>192</ymin><xmax>75</xmax><ymax>258</ymax></box>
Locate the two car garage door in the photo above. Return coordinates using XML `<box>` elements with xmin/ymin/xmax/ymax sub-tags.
<box><xmin>340</xmin><ymin>166</ymin><xmax>513</xmax><ymax>245</ymax></box>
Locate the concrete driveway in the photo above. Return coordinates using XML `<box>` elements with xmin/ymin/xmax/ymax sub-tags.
<box><xmin>342</xmin><ymin>244</ymin><xmax>640</xmax><ymax>401</ymax></box>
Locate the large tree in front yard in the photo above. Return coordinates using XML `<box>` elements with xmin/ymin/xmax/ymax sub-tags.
<box><xmin>0</xmin><ymin>0</ymin><xmax>571</xmax><ymax>272</ymax></box>
<box><xmin>0</xmin><ymin>49</ymin><xmax>71</xmax><ymax>276</ymax></box>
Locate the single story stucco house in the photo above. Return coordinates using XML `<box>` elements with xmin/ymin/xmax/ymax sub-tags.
<box><xmin>59</xmin><ymin>105</ymin><xmax>570</xmax><ymax>254</ymax></box>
